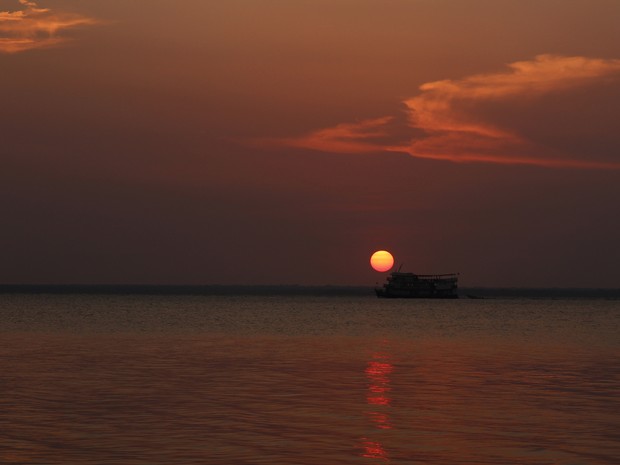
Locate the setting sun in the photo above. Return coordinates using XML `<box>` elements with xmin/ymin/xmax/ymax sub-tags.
<box><xmin>370</xmin><ymin>250</ymin><xmax>394</xmax><ymax>272</ymax></box>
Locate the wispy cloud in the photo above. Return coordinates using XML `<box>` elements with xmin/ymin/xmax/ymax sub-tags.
<box><xmin>0</xmin><ymin>0</ymin><xmax>97</xmax><ymax>53</ymax></box>
<box><xmin>400</xmin><ymin>55</ymin><xmax>620</xmax><ymax>169</ymax></box>
<box><xmin>259</xmin><ymin>117</ymin><xmax>395</xmax><ymax>154</ymax></box>
<box><xmin>266</xmin><ymin>55</ymin><xmax>620</xmax><ymax>170</ymax></box>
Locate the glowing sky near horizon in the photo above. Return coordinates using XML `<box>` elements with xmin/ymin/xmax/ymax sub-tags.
<box><xmin>1</xmin><ymin>0</ymin><xmax>620</xmax><ymax>287</ymax></box>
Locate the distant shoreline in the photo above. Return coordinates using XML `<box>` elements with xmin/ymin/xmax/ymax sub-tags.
<box><xmin>0</xmin><ymin>285</ymin><xmax>619</xmax><ymax>299</ymax></box>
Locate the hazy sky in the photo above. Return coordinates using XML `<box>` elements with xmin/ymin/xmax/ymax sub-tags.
<box><xmin>2</xmin><ymin>0</ymin><xmax>620</xmax><ymax>286</ymax></box>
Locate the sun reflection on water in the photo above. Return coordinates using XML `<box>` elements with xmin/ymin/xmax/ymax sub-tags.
<box><xmin>361</xmin><ymin>439</ymin><xmax>390</xmax><ymax>462</ymax></box>
<box><xmin>360</xmin><ymin>344</ymin><xmax>394</xmax><ymax>462</ymax></box>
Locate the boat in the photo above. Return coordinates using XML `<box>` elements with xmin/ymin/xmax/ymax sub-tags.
<box><xmin>375</xmin><ymin>270</ymin><xmax>459</xmax><ymax>298</ymax></box>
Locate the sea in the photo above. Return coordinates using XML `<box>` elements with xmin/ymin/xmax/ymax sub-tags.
<box><xmin>0</xmin><ymin>287</ymin><xmax>619</xmax><ymax>464</ymax></box>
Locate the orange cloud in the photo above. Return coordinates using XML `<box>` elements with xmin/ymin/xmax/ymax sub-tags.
<box><xmin>401</xmin><ymin>54</ymin><xmax>620</xmax><ymax>168</ymax></box>
<box><xmin>261</xmin><ymin>117</ymin><xmax>394</xmax><ymax>154</ymax></box>
<box><xmin>0</xmin><ymin>0</ymin><xmax>97</xmax><ymax>53</ymax></box>
<box><xmin>267</xmin><ymin>55</ymin><xmax>620</xmax><ymax>170</ymax></box>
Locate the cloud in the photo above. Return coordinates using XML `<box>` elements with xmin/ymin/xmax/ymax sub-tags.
<box><xmin>259</xmin><ymin>117</ymin><xmax>395</xmax><ymax>154</ymax></box>
<box><xmin>401</xmin><ymin>55</ymin><xmax>620</xmax><ymax>168</ymax></box>
<box><xmin>266</xmin><ymin>55</ymin><xmax>620</xmax><ymax>170</ymax></box>
<box><xmin>0</xmin><ymin>0</ymin><xmax>97</xmax><ymax>53</ymax></box>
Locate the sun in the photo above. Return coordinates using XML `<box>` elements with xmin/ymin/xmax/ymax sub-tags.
<box><xmin>370</xmin><ymin>250</ymin><xmax>394</xmax><ymax>272</ymax></box>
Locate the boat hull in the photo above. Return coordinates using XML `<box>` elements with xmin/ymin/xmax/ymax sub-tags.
<box><xmin>375</xmin><ymin>288</ymin><xmax>459</xmax><ymax>299</ymax></box>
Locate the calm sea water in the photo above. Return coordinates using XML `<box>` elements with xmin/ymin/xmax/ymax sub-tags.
<box><xmin>0</xmin><ymin>293</ymin><xmax>618</xmax><ymax>464</ymax></box>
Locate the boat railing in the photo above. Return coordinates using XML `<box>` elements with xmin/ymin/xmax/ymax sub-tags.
<box><xmin>416</xmin><ymin>273</ymin><xmax>459</xmax><ymax>279</ymax></box>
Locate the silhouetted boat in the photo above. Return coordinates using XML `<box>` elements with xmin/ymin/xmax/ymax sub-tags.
<box><xmin>375</xmin><ymin>271</ymin><xmax>459</xmax><ymax>298</ymax></box>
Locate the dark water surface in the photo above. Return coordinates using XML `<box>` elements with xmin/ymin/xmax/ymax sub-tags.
<box><xmin>1</xmin><ymin>295</ymin><xmax>618</xmax><ymax>464</ymax></box>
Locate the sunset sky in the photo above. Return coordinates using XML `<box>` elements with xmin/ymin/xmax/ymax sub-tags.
<box><xmin>2</xmin><ymin>0</ymin><xmax>620</xmax><ymax>287</ymax></box>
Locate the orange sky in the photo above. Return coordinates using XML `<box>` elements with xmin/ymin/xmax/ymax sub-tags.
<box><xmin>1</xmin><ymin>0</ymin><xmax>620</xmax><ymax>286</ymax></box>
